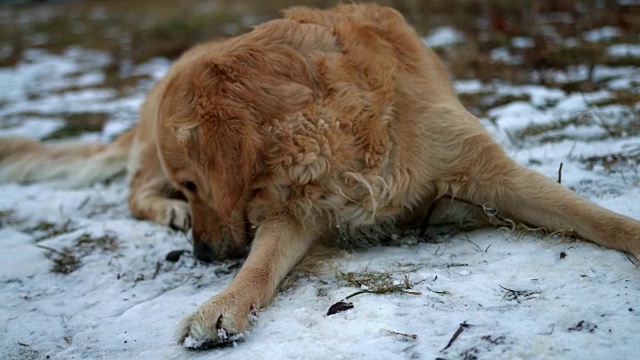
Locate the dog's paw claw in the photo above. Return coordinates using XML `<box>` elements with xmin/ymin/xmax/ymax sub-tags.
<box><xmin>177</xmin><ymin>300</ymin><xmax>255</xmax><ymax>350</ymax></box>
<box><xmin>249</xmin><ymin>305</ymin><xmax>259</xmax><ymax>324</ymax></box>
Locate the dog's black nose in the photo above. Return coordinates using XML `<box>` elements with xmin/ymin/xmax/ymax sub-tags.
<box><xmin>191</xmin><ymin>230</ymin><xmax>249</xmax><ymax>262</ymax></box>
<box><xmin>192</xmin><ymin>242</ymin><xmax>215</xmax><ymax>263</ymax></box>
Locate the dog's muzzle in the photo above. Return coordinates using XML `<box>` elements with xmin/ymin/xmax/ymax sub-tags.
<box><xmin>191</xmin><ymin>230</ymin><xmax>248</xmax><ymax>263</ymax></box>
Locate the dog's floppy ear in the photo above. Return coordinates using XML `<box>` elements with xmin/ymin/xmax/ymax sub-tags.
<box><xmin>218</xmin><ymin>77</ymin><xmax>314</xmax><ymax>120</ymax></box>
<box><xmin>200</xmin><ymin>118</ymin><xmax>263</xmax><ymax>221</ymax></box>
<box><xmin>208</xmin><ymin>49</ymin><xmax>315</xmax><ymax>118</ymax></box>
<box><xmin>195</xmin><ymin>56</ymin><xmax>313</xmax><ymax>219</ymax></box>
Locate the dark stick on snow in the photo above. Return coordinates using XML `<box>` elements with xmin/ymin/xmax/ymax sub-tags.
<box><xmin>442</xmin><ymin>321</ymin><xmax>471</xmax><ymax>350</ymax></box>
<box><xmin>557</xmin><ymin>162</ymin><xmax>563</xmax><ymax>184</ymax></box>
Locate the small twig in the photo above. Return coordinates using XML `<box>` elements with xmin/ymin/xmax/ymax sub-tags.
<box><xmin>426</xmin><ymin>287</ymin><xmax>450</xmax><ymax>295</ymax></box>
<box><xmin>627</xmin><ymin>256</ymin><xmax>639</xmax><ymax>268</ymax></box>
<box><xmin>557</xmin><ymin>162</ymin><xmax>563</xmax><ymax>184</ymax></box>
<box><xmin>36</xmin><ymin>244</ymin><xmax>67</xmax><ymax>256</ymax></box>
<box><xmin>76</xmin><ymin>196</ymin><xmax>91</xmax><ymax>210</ymax></box>
<box><xmin>404</xmin><ymin>290</ymin><xmax>423</xmax><ymax>296</ymax></box>
<box><xmin>344</xmin><ymin>288</ymin><xmax>422</xmax><ymax>300</ymax></box>
<box><xmin>499</xmin><ymin>285</ymin><xmax>516</xmax><ymax>292</ymax></box>
<box><xmin>18</xmin><ymin>342</ymin><xmax>29</xmax><ymax>347</ymax></box>
<box><xmin>499</xmin><ymin>285</ymin><xmax>519</xmax><ymax>301</ymax></box>
<box><xmin>344</xmin><ymin>289</ymin><xmax>370</xmax><ymax>300</ymax></box>
<box><xmin>543</xmin><ymin>325</ymin><xmax>555</xmax><ymax>335</ymax></box>
<box><xmin>464</xmin><ymin>235</ymin><xmax>482</xmax><ymax>252</ymax></box>
<box><xmin>442</xmin><ymin>262</ymin><xmax>468</xmax><ymax>269</ymax></box>
<box><xmin>434</xmin><ymin>245</ymin><xmax>442</xmax><ymax>256</ymax></box>
<box><xmin>499</xmin><ymin>285</ymin><xmax>539</xmax><ymax>303</ymax></box>
<box><xmin>442</xmin><ymin>321</ymin><xmax>472</xmax><ymax>350</ymax></box>
<box><xmin>500</xmin><ymin>285</ymin><xmax>517</xmax><ymax>301</ymax></box>
<box><xmin>386</xmin><ymin>330</ymin><xmax>418</xmax><ymax>340</ymax></box>
<box><xmin>152</xmin><ymin>261</ymin><xmax>162</xmax><ymax>279</ymax></box>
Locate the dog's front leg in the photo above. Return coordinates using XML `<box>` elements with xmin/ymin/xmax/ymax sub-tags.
<box><xmin>177</xmin><ymin>217</ymin><xmax>318</xmax><ymax>349</ymax></box>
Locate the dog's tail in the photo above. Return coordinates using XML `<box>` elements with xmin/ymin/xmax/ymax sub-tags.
<box><xmin>0</xmin><ymin>128</ymin><xmax>135</xmax><ymax>188</ymax></box>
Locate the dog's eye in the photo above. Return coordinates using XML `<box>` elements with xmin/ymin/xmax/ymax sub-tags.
<box><xmin>180</xmin><ymin>181</ymin><xmax>197</xmax><ymax>193</ymax></box>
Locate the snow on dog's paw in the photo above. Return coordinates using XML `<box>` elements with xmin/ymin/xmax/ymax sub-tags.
<box><xmin>177</xmin><ymin>297</ymin><xmax>258</xmax><ymax>350</ymax></box>
<box><xmin>181</xmin><ymin>325</ymin><xmax>245</xmax><ymax>350</ymax></box>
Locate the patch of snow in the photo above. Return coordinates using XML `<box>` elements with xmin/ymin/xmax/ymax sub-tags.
<box><xmin>3</xmin><ymin>90</ymin><xmax>118</xmax><ymax>117</ymax></box>
<box><xmin>102</xmin><ymin>120</ymin><xmax>134</xmax><ymax>142</ymax></box>
<box><xmin>497</xmin><ymin>85</ymin><xmax>566</xmax><ymax>108</ymax></box>
<box><xmin>423</xmin><ymin>27</ymin><xmax>465</xmax><ymax>48</ymax></box>
<box><xmin>608</xmin><ymin>43</ymin><xmax>640</xmax><ymax>58</ymax></box>
<box><xmin>0</xmin><ymin>228</ymin><xmax>51</xmax><ymax>278</ymax></box>
<box><xmin>132</xmin><ymin>57</ymin><xmax>173</xmax><ymax>81</ymax></box>
<box><xmin>607</xmin><ymin>76</ymin><xmax>640</xmax><ymax>90</ymax></box>
<box><xmin>548</xmin><ymin>65</ymin><xmax>639</xmax><ymax>84</ymax></box>
<box><xmin>0</xmin><ymin>47</ymin><xmax>167</xmax><ymax>144</ymax></box>
<box><xmin>593</xmin><ymin>66</ymin><xmax>640</xmax><ymax>82</ymax></box>
<box><xmin>553</xmin><ymin>91</ymin><xmax>613</xmax><ymax>113</ymax></box>
<box><xmin>453</xmin><ymin>79</ymin><xmax>485</xmax><ymax>94</ymax></box>
<box><xmin>0</xmin><ymin>117</ymin><xmax>66</xmax><ymax>139</ymax></box>
<box><xmin>512</xmin><ymin>36</ymin><xmax>535</xmax><ymax>49</ymax></box>
<box><xmin>0</xmin><ymin>48</ymin><xmax>115</xmax><ymax>112</ymax></box>
<box><xmin>583</xmin><ymin>26</ymin><xmax>621</xmax><ymax>42</ymax></box>
<box><xmin>489</xmin><ymin>101</ymin><xmax>554</xmax><ymax>130</ymax></box>
<box><xmin>72</xmin><ymin>72</ymin><xmax>107</xmax><ymax>87</ymax></box>
<box><xmin>490</xmin><ymin>47</ymin><xmax>523</xmax><ymax>65</ymax></box>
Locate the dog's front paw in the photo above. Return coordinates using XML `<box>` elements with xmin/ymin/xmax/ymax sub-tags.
<box><xmin>158</xmin><ymin>200</ymin><xmax>191</xmax><ymax>231</ymax></box>
<box><xmin>177</xmin><ymin>295</ymin><xmax>259</xmax><ymax>350</ymax></box>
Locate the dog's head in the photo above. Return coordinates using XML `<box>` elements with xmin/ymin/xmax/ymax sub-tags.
<box><xmin>156</xmin><ymin>41</ymin><xmax>314</xmax><ymax>262</ymax></box>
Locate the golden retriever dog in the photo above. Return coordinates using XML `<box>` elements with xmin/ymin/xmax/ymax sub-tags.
<box><xmin>2</xmin><ymin>4</ymin><xmax>640</xmax><ymax>350</ymax></box>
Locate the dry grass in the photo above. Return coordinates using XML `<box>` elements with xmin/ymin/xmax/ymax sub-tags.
<box><xmin>338</xmin><ymin>270</ymin><xmax>423</xmax><ymax>298</ymax></box>
<box><xmin>36</xmin><ymin>231</ymin><xmax>120</xmax><ymax>274</ymax></box>
<box><xmin>23</xmin><ymin>219</ymin><xmax>75</xmax><ymax>242</ymax></box>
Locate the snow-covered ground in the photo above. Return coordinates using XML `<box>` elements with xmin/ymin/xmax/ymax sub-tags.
<box><xmin>1</xmin><ymin>29</ymin><xmax>640</xmax><ymax>360</ymax></box>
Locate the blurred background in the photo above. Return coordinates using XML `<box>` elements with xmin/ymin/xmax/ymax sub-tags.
<box><xmin>0</xmin><ymin>0</ymin><xmax>638</xmax><ymax>148</ymax></box>
<box><xmin>2</xmin><ymin>1</ymin><xmax>639</xmax><ymax>82</ymax></box>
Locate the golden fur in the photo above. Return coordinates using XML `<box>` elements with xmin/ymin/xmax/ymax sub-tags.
<box><xmin>1</xmin><ymin>4</ymin><xmax>639</xmax><ymax>350</ymax></box>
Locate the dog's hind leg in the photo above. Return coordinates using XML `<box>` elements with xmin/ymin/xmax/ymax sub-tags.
<box><xmin>444</xmin><ymin>124</ymin><xmax>640</xmax><ymax>258</ymax></box>
<box><xmin>177</xmin><ymin>216</ymin><xmax>318</xmax><ymax>349</ymax></box>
